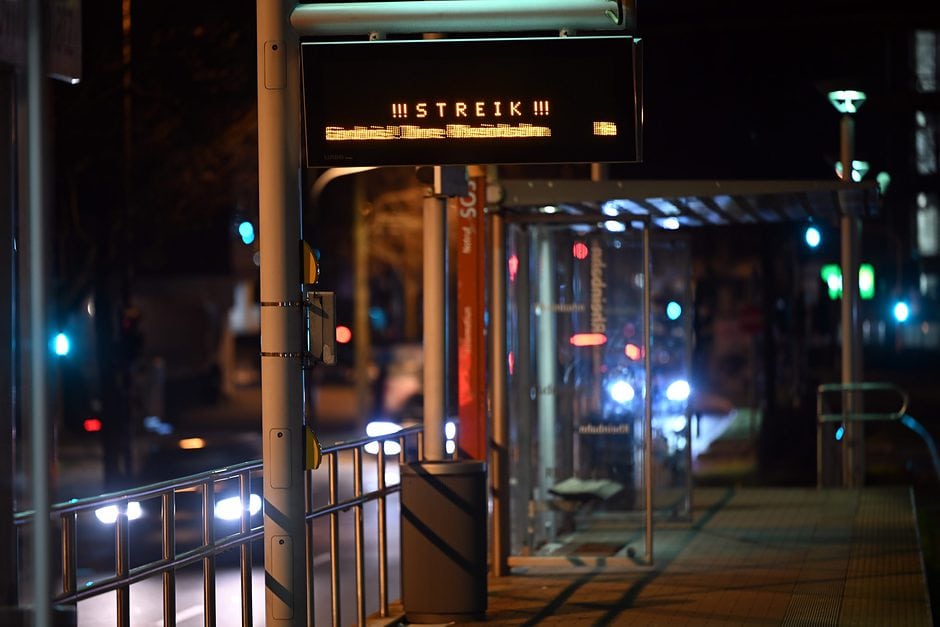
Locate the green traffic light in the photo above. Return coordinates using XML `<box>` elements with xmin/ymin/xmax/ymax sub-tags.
<box><xmin>819</xmin><ymin>263</ymin><xmax>875</xmax><ymax>300</ymax></box>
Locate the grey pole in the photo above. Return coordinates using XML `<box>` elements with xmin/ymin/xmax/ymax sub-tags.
<box><xmin>488</xmin><ymin>208</ymin><xmax>510</xmax><ymax>576</ymax></box>
<box><xmin>27</xmin><ymin>0</ymin><xmax>50</xmax><ymax>622</ymax></box>
<box><xmin>291</xmin><ymin>0</ymin><xmax>628</xmax><ymax>36</ymax></box>
<box><xmin>535</xmin><ymin>229</ymin><xmax>558</xmax><ymax>543</ymax></box>
<box><xmin>423</xmin><ymin>191</ymin><xmax>447</xmax><ymax>461</ymax></box>
<box><xmin>256</xmin><ymin>1</ymin><xmax>307</xmax><ymax>624</ymax></box>
<box><xmin>839</xmin><ymin>114</ymin><xmax>863</xmax><ymax>488</ymax></box>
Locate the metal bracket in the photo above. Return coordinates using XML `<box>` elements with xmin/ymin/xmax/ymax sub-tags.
<box><xmin>304</xmin><ymin>290</ymin><xmax>337</xmax><ymax>368</ymax></box>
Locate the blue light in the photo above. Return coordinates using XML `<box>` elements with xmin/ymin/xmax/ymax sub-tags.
<box><xmin>804</xmin><ymin>226</ymin><xmax>821</xmax><ymax>249</ymax></box>
<box><xmin>52</xmin><ymin>332</ymin><xmax>71</xmax><ymax>356</ymax></box>
<box><xmin>666</xmin><ymin>301</ymin><xmax>682</xmax><ymax>321</ymax></box>
<box><xmin>835</xmin><ymin>426</ymin><xmax>845</xmax><ymax>441</ymax></box>
<box><xmin>369</xmin><ymin>306</ymin><xmax>388</xmax><ymax>330</ymax></box>
<box><xmin>893</xmin><ymin>301</ymin><xmax>910</xmax><ymax>323</ymax></box>
<box><xmin>238</xmin><ymin>221</ymin><xmax>256</xmax><ymax>245</ymax></box>
<box><xmin>608</xmin><ymin>380</ymin><xmax>635</xmax><ymax>404</ymax></box>
<box><xmin>666</xmin><ymin>379</ymin><xmax>691</xmax><ymax>402</ymax></box>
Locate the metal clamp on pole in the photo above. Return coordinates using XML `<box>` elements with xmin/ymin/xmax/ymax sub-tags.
<box><xmin>291</xmin><ymin>0</ymin><xmax>632</xmax><ymax>37</ymax></box>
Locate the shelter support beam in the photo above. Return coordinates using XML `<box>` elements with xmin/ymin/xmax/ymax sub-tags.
<box><xmin>535</xmin><ymin>229</ymin><xmax>558</xmax><ymax>542</ymax></box>
<box><xmin>291</xmin><ymin>0</ymin><xmax>629</xmax><ymax>36</ymax></box>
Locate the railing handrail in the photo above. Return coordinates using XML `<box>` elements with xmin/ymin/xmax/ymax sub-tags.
<box><xmin>15</xmin><ymin>424</ymin><xmax>423</xmax><ymax>522</ymax></box>
<box><xmin>816</xmin><ymin>381</ymin><xmax>909</xmax><ymax>424</ymax></box>
<box><xmin>14</xmin><ymin>459</ymin><xmax>264</xmax><ymax>522</ymax></box>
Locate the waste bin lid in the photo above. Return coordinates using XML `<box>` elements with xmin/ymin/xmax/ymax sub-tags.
<box><xmin>403</xmin><ymin>460</ymin><xmax>486</xmax><ymax>476</ymax></box>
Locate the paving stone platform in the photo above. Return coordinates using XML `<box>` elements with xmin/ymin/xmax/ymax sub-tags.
<box><xmin>377</xmin><ymin>487</ymin><xmax>933</xmax><ymax>626</ymax></box>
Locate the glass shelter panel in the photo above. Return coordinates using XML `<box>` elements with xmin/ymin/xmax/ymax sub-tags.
<box><xmin>506</xmin><ymin>223</ymin><xmax>691</xmax><ymax>563</ymax></box>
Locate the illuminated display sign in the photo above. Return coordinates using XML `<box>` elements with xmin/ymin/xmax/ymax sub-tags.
<box><xmin>300</xmin><ymin>36</ymin><xmax>642</xmax><ymax>167</ymax></box>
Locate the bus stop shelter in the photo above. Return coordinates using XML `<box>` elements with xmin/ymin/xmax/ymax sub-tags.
<box><xmin>486</xmin><ymin>177</ymin><xmax>880</xmax><ymax>574</ymax></box>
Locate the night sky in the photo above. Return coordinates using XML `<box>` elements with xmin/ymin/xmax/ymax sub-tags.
<box><xmin>49</xmin><ymin>0</ymin><xmax>940</xmax><ymax>282</ymax></box>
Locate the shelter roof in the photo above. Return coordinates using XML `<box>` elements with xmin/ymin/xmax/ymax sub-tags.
<box><xmin>497</xmin><ymin>179</ymin><xmax>879</xmax><ymax>228</ymax></box>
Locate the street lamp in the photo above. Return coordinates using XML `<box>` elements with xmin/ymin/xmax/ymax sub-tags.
<box><xmin>827</xmin><ymin>88</ymin><xmax>866</xmax><ymax>488</ymax></box>
<box><xmin>804</xmin><ymin>225</ymin><xmax>822</xmax><ymax>249</ymax></box>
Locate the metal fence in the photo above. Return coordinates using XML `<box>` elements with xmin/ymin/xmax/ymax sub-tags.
<box><xmin>14</xmin><ymin>425</ymin><xmax>423</xmax><ymax>626</ymax></box>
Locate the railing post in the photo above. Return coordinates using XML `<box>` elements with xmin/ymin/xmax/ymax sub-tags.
<box><xmin>60</xmin><ymin>513</ymin><xmax>76</xmax><ymax>597</ymax></box>
<box><xmin>239</xmin><ymin>472</ymin><xmax>253</xmax><ymax>627</ymax></box>
<box><xmin>202</xmin><ymin>482</ymin><xmax>217</xmax><ymax>627</ymax></box>
<box><xmin>329</xmin><ymin>453</ymin><xmax>341</xmax><ymax>626</ymax></box>
<box><xmin>116</xmin><ymin>503</ymin><xmax>130</xmax><ymax>627</ymax></box>
<box><xmin>377</xmin><ymin>446</ymin><xmax>389</xmax><ymax>616</ymax></box>
<box><xmin>162</xmin><ymin>491</ymin><xmax>177</xmax><ymax>626</ymax></box>
<box><xmin>353</xmin><ymin>448</ymin><xmax>366</xmax><ymax>626</ymax></box>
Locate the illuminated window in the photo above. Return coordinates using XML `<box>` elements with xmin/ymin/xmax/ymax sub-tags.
<box><xmin>914</xmin><ymin>30</ymin><xmax>938</xmax><ymax>93</ymax></box>
<box><xmin>920</xmin><ymin>273</ymin><xmax>939</xmax><ymax>298</ymax></box>
<box><xmin>915</xmin><ymin>111</ymin><xmax>938</xmax><ymax>175</ymax></box>
<box><xmin>917</xmin><ymin>193</ymin><xmax>939</xmax><ymax>256</ymax></box>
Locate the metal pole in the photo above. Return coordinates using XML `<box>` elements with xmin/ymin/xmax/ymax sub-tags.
<box><xmin>290</xmin><ymin>0</ymin><xmax>628</xmax><ymax>36</ymax></box>
<box><xmin>488</xmin><ymin>209</ymin><xmax>510</xmax><ymax>576</ymax></box>
<box><xmin>26</xmin><ymin>0</ymin><xmax>50</xmax><ymax>621</ymax></box>
<box><xmin>514</xmin><ymin>228</ymin><xmax>533</xmax><ymax>554</ymax></box>
<box><xmin>1</xmin><ymin>69</ymin><xmax>18</xmax><ymax>612</ymax></box>
<box><xmin>423</xmin><ymin>192</ymin><xmax>447</xmax><ymax>461</ymax></box>
<box><xmin>535</xmin><ymin>229</ymin><xmax>558</xmax><ymax>543</ymax></box>
<box><xmin>256</xmin><ymin>0</ymin><xmax>307</xmax><ymax>624</ymax></box>
<box><xmin>642</xmin><ymin>221</ymin><xmax>653</xmax><ymax>564</ymax></box>
<box><xmin>839</xmin><ymin>113</ymin><xmax>863</xmax><ymax>488</ymax></box>
<box><xmin>353</xmin><ymin>181</ymin><xmax>372</xmax><ymax>425</ymax></box>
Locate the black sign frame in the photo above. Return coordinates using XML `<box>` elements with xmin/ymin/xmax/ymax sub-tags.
<box><xmin>300</xmin><ymin>36</ymin><xmax>642</xmax><ymax>167</ymax></box>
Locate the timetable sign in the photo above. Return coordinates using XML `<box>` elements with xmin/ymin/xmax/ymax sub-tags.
<box><xmin>300</xmin><ymin>36</ymin><xmax>642</xmax><ymax>167</ymax></box>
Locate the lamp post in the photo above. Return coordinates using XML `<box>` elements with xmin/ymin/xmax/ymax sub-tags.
<box><xmin>828</xmin><ymin>89</ymin><xmax>866</xmax><ymax>488</ymax></box>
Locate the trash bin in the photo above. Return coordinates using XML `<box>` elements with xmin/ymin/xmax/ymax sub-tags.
<box><xmin>401</xmin><ymin>460</ymin><xmax>487</xmax><ymax>623</ymax></box>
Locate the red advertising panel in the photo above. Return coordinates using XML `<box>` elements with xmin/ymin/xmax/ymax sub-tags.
<box><xmin>455</xmin><ymin>176</ymin><xmax>487</xmax><ymax>460</ymax></box>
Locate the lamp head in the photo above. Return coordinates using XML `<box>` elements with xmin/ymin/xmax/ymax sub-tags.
<box><xmin>834</xmin><ymin>160</ymin><xmax>870</xmax><ymax>182</ymax></box>
<box><xmin>828</xmin><ymin>90</ymin><xmax>867</xmax><ymax>114</ymax></box>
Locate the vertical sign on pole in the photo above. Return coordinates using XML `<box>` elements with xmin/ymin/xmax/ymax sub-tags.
<box><xmin>455</xmin><ymin>174</ymin><xmax>487</xmax><ymax>460</ymax></box>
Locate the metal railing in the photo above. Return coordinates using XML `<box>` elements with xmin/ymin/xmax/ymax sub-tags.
<box><xmin>14</xmin><ymin>425</ymin><xmax>423</xmax><ymax>626</ymax></box>
<box><xmin>817</xmin><ymin>382</ymin><xmax>940</xmax><ymax>487</ymax></box>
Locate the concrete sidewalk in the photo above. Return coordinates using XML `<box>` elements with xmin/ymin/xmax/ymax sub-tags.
<box><xmin>379</xmin><ymin>487</ymin><xmax>932</xmax><ymax>626</ymax></box>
